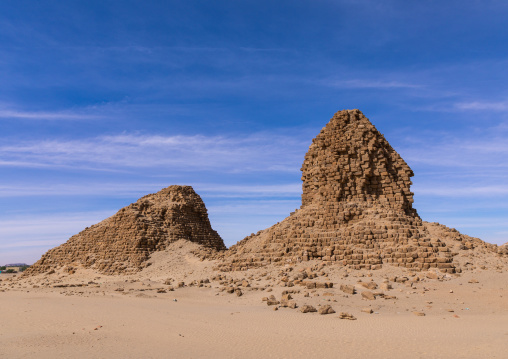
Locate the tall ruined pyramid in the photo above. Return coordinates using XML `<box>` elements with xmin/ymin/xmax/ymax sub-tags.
<box><xmin>24</xmin><ymin>185</ymin><xmax>226</xmax><ymax>276</ymax></box>
<box><xmin>220</xmin><ymin>109</ymin><xmax>499</xmax><ymax>272</ymax></box>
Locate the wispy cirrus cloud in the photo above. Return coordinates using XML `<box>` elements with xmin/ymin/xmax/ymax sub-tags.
<box><xmin>402</xmin><ymin>135</ymin><xmax>508</xmax><ymax>169</ymax></box>
<box><xmin>0</xmin><ymin>105</ymin><xmax>100</xmax><ymax>120</ymax></box>
<box><xmin>454</xmin><ymin>99</ymin><xmax>508</xmax><ymax>111</ymax></box>
<box><xmin>0</xmin><ymin>132</ymin><xmax>308</xmax><ymax>173</ymax></box>
<box><xmin>327</xmin><ymin>79</ymin><xmax>422</xmax><ymax>89</ymax></box>
<box><xmin>0</xmin><ymin>182</ymin><xmax>302</xmax><ymax>198</ymax></box>
<box><xmin>415</xmin><ymin>184</ymin><xmax>508</xmax><ymax>197</ymax></box>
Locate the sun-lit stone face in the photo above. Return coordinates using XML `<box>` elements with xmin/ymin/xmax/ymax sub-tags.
<box><xmin>301</xmin><ymin>109</ymin><xmax>415</xmax><ymax>215</ymax></box>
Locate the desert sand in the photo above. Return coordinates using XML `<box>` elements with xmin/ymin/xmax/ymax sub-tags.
<box><xmin>2</xmin><ymin>240</ymin><xmax>508</xmax><ymax>359</ymax></box>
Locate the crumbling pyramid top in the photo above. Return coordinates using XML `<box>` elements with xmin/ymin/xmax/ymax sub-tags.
<box><xmin>301</xmin><ymin>109</ymin><xmax>415</xmax><ymax>215</ymax></box>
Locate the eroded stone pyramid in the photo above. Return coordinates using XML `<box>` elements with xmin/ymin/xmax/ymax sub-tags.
<box><xmin>220</xmin><ymin>109</ymin><xmax>499</xmax><ymax>272</ymax></box>
<box><xmin>24</xmin><ymin>185</ymin><xmax>225</xmax><ymax>276</ymax></box>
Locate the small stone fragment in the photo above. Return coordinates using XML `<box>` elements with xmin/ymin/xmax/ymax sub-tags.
<box><xmin>340</xmin><ymin>284</ymin><xmax>356</xmax><ymax>295</ymax></box>
<box><xmin>338</xmin><ymin>312</ymin><xmax>356</xmax><ymax>320</ymax></box>
<box><xmin>300</xmin><ymin>305</ymin><xmax>317</xmax><ymax>313</ymax></box>
<box><xmin>360</xmin><ymin>281</ymin><xmax>378</xmax><ymax>290</ymax></box>
<box><xmin>361</xmin><ymin>291</ymin><xmax>376</xmax><ymax>300</ymax></box>
<box><xmin>267</xmin><ymin>299</ymin><xmax>280</xmax><ymax>306</ymax></box>
<box><xmin>280</xmin><ymin>293</ymin><xmax>293</xmax><ymax>307</ymax></box>
<box><xmin>318</xmin><ymin>305</ymin><xmax>336</xmax><ymax>315</ymax></box>
<box><xmin>426</xmin><ymin>272</ymin><xmax>439</xmax><ymax>280</ymax></box>
<box><xmin>380</xmin><ymin>282</ymin><xmax>392</xmax><ymax>291</ymax></box>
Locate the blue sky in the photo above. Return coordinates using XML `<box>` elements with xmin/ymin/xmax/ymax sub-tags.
<box><xmin>1</xmin><ymin>0</ymin><xmax>508</xmax><ymax>264</ymax></box>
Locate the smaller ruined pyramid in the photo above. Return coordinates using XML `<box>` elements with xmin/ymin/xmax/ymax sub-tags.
<box><xmin>221</xmin><ymin>109</ymin><xmax>489</xmax><ymax>272</ymax></box>
<box><xmin>24</xmin><ymin>186</ymin><xmax>225</xmax><ymax>276</ymax></box>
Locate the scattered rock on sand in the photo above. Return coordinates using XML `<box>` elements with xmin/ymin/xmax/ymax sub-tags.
<box><xmin>288</xmin><ymin>301</ymin><xmax>298</xmax><ymax>309</ymax></box>
<box><xmin>426</xmin><ymin>272</ymin><xmax>439</xmax><ymax>280</ymax></box>
<box><xmin>359</xmin><ymin>281</ymin><xmax>378</xmax><ymax>290</ymax></box>
<box><xmin>267</xmin><ymin>295</ymin><xmax>280</xmax><ymax>306</ymax></box>
<box><xmin>318</xmin><ymin>305</ymin><xmax>336</xmax><ymax>315</ymax></box>
<box><xmin>338</xmin><ymin>312</ymin><xmax>357</xmax><ymax>320</ymax></box>
<box><xmin>379</xmin><ymin>282</ymin><xmax>392</xmax><ymax>291</ymax></box>
<box><xmin>280</xmin><ymin>293</ymin><xmax>292</xmax><ymax>307</ymax></box>
<box><xmin>340</xmin><ymin>284</ymin><xmax>356</xmax><ymax>295</ymax></box>
<box><xmin>361</xmin><ymin>291</ymin><xmax>376</xmax><ymax>300</ymax></box>
<box><xmin>300</xmin><ymin>305</ymin><xmax>317</xmax><ymax>313</ymax></box>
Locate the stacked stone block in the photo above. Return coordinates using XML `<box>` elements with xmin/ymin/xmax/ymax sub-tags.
<box><xmin>24</xmin><ymin>186</ymin><xmax>226</xmax><ymax>276</ymax></box>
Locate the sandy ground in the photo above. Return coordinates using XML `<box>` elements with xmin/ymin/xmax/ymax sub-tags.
<box><xmin>1</xmin><ymin>242</ymin><xmax>507</xmax><ymax>359</ymax></box>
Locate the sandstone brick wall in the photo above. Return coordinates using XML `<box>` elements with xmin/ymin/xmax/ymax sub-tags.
<box><xmin>24</xmin><ymin>186</ymin><xmax>225</xmax><ymax>276</ymax></box>
<box><xmin>301</xmin><ymin>109</ymin><xmax>415</xmax><ymax>215</ymax></box>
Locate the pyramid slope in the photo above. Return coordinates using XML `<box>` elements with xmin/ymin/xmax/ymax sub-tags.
<box><xmin>220</xmin><ymin>109</ymin><xmax>501</xmax><ymax>272</ymax></box>
<box><xmin>24</xmin><ymin>185</ymin><xmax>225</xmax><ymax>276</ymax></box>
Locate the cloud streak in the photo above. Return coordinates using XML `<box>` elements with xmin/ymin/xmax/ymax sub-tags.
<box><xmin>0</xmin><ymin>182</ymin><xmax>302</xmax><ymax>198</ymax></box>
<box><xmin>0</xmin><ymin>106</ymin><xmax>100</xmax><ymax>120</ymax></box>
<box><xmin>327</xmin><ymin>79</ymin><xmax>422</xmax><ymax>89</ymax></box>
<box><xmin>402</xmin><ymin>136</ymin><xmax>508</xmax><ymax>170</ymax></box>
<box><xmin>454</xmin><ymin>99</ymin><xmax>508</xmax><ymax>112</ymax></box>
<box><xmin>415</xmin><ymin>185</ymin><xmax>508</xmax><ymax>197</ymax></box>
<box><xmin>0</xmin><ymin>132</ymin><xmax>308</xmax><ymax>174</ymax></box>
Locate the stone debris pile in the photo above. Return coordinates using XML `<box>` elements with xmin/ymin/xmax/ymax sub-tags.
<box><xmin>24</xmin><ymin>185</ymin><xmax>225</xmax><ymax>276</ymax></box>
